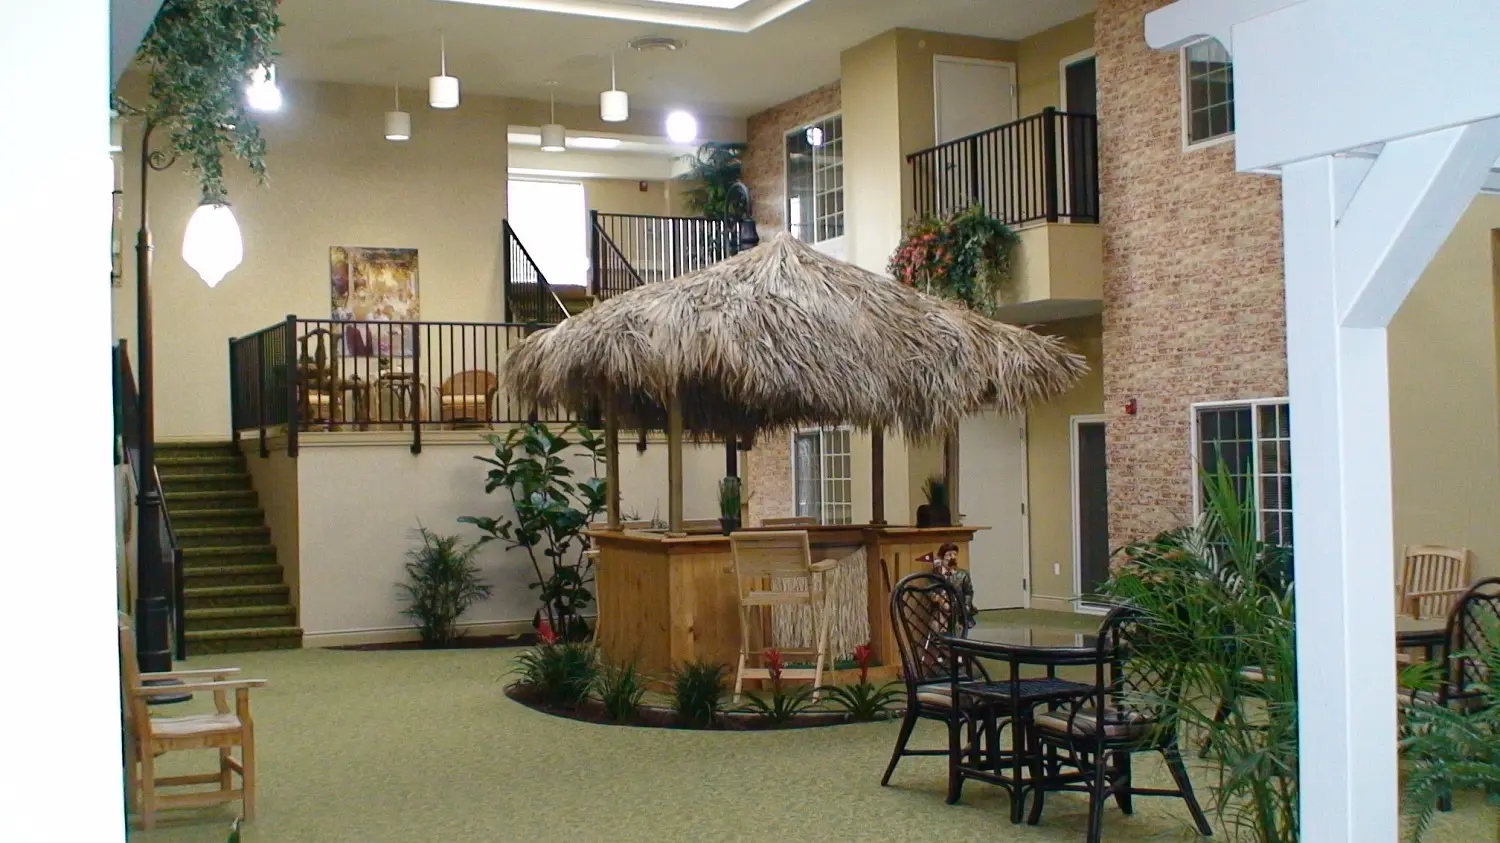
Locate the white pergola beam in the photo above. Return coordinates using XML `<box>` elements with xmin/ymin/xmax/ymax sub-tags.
<box><xmin>1336</xmin><ymin>120</ymin><xmax>1500</xmax><ymax>328</ymax></box>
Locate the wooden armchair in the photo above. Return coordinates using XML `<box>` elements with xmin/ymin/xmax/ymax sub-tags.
<box><xmin>434</xmin><ymin>369</ymin><xmax>499</xmax><ymax>428</ymax></box>
<box><xmin>119</xmin><ymin>614</ymin><xmax>266</xmax><ymax>830</ymax></box>
<box><xmin>1398</xmin><ymin>545</ymin><xmax>1472</xmax><ymax>619</ymax></box>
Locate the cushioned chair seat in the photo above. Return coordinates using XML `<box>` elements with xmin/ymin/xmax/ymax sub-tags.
<box><xmin>915</xmin><ymin>684</ymin><xmax>954</xmax><ymax>707</ymax></box>
<box><xmin>1034</xmin><ymin>707</ymin><xmax>1155</xmax><ymax>740</ymax></box>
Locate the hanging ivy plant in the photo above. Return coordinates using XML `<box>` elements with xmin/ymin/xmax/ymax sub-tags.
<box><xmin>114</xmin><ymin>0</ymin><xmax>283</xmax><ymax>204</ymax></box>
<box><xmin>887</xmin><ymin>205</ymin><xmax>1019</xmax><ymax>316</ymax></box>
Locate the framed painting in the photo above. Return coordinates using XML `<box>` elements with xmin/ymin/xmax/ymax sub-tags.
<box><xmin>329</xmin><ymin>246</ymin><xmax>419</xmax><ymax>357</ymax></box>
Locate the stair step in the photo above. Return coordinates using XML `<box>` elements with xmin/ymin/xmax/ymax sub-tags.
<box><xmin>185</xmin><ymin>605</ymin><xmax>296</xmax><ymax>631</ymax></box>
<box><xmin>176</xmin><ymin>526</ymin><xmax>271</xmax><ymax>548</ymax></box>
<box><xmin>186</xmin><ymin>626</ymin><xmax>303</xmax><ymax>655</ymax></box>
<box><xmin>160</xmin><ymin>473</ymin><xmax>252</xmax><ymax>493</ymax></box>
<box><xmin>165</xmin><ymin>489</ymin><xmax>259</xmax><ymax>509</ymax></box>
<box><xmin>182</xmin><ymin>564</ymin><xmax>285</xmax><ymax>588</ymax></box>
<box><xmin>158</xmin><ymin>455</ymin><xmax>246</xmax><ymax>477</ymax></box>
<box><xmin>171</xmin><ymin>508</ymin><xmax>266</xmax><ymax>529</ymax></box>
<box><xmin>184</xmin><ymin>584</ymin><xmax>290</xmax><ymax>610</ymax></box>
<box><xmin>156</xmin><ymin>441</ymin><xmax>238</xmax><ymax>457</ymax></box>
<box><xmin>182</xmin><ymin>546</ymin><xmax>276</xmax><ymax>569</ymax></box>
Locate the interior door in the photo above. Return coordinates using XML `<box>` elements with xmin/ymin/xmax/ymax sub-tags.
<box><xmin>1062</xmin><ymin>55</ymin><xmax>1098</xmax><ymax>220</ymax></box>
<box><xmin>1073</xmin><ymin>418</ymin><xmax>1110</xmax><ymax>604</ymax></box>
<box><xmin>934</xmin><ymin>57</ymin><xmax>1015</xmax><ymax>215</ymax></box>
<box><xmin>959</xmin><ymin>410</ymin><xmax>1027</xmax><ymax>610</ymax></box>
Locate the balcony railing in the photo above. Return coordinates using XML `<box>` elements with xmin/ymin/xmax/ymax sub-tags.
<box><xmin>503</xmin><ymin>220</ymin><xmax>569</xmax><ymax>325</ymax></box>
<box><xmin>590</xmin><ymin>211</ymin><xmax>740</xmax><ymax>300</ymax></box>
<box><xmin>907</xmin><ymin>107</ymin><xmax>1099</xmax><ymax>225</ymax></box>
<box><xmin>228</xmin><ymin>317</ymin><xmax>572</xmax><ymax>456</ymax></box>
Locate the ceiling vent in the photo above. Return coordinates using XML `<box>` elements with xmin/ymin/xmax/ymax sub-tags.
<box><xmin>629</xmin><ymin>36</ymin><xmax>685</xmax><ymax>52</ymax></box>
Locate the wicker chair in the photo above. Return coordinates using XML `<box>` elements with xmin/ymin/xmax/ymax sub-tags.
<box><xmin>434</xmin><ymin>369</ymin><xmax>499</xmax><ymax>427</ymax></box>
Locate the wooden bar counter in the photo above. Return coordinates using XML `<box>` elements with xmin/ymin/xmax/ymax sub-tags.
<box><xmin>589</xmin><ymin>525</ymin><xmax>982</xmax><ymax>680</ymax></box>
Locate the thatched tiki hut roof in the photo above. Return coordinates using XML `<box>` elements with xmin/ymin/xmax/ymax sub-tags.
<box><xmin>505</xmin><ymin>233</ymin><xmax>1087</xmax><ymax>532</ymax></box>
<box><xmin>506</xmin><ymin>233</ymin><xmax>1086</xmax><ymax>440</ymax></box>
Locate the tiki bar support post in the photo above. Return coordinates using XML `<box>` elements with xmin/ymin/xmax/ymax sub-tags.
<box><xmin>505</xmin><ymin>233</ymin><xmax>1087</xmax><ymax>683</ymax></box>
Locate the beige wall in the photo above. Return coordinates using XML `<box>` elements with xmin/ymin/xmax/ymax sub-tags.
<box><xmin>1016</xmin><ymin>14</ymin><xmax>1096</xmax><ymax>116</ymax></box>
<box><xmin>841</xmin><ymin>31</ymin><xmax>904</xmax><ymax>275</ymax></box>
<box><xmin>1024</xmin><ymin>318</ymin><xmax>1105</xmax><ymax>611</ymax></box>
<box><xmin>244</xmin><ymin>447</ymin><xmax>301</xmax><ymax>610</ymax></box>
<box><xmin>584</xmin><ymin>178</ymin><xmax>686</xmax><ymax>217</ymax></box>
<box><xmin>1389</xmin><ymin>195</ymin><xmax>1500</xmax><ymax>583</ymax></box>
<box><xmin>114</xmin><ymin>77</ymin><xmax>511</xmax><ymax>440</ymax></box>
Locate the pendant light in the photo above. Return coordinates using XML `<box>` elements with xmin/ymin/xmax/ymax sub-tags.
<box><xmin>600</xmin><ymin>51</ymin><xmax>629</xmax><ymax>122</ymax></box>
<box><xmin>429</xmin><ymin>33</ymin><xmax>460</xmax><ymax>109</ymax></box>
<box><xmin>182</xmin><ymin>202</ymin><xmax>244</xmax><ymax>288</ymax></box>
<box><xmin>385</xmin><ymin>85</ymin><xmax>411</xmax><ymax>141</ymax></box>
<box><xmin>541</xmin><ymin>81</ymin><xmax>566</xmax><ymax>152</ymax></box>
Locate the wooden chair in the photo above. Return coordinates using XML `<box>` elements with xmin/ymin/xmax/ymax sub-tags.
<box><xmin>1399</xmin><ymin>545</ymin><xmax>1472</xmax><ymax>619</ymax></box>
<box><xmin>761</xmin><ymin>516</ymin><xmax>819</xmax><ymax>528</ymax></box>
<box><xmin>434</xmin><ymin>369</ymin><xmax>499</xmax><ymax>428</ymax></box>
<box><xmin>297</xmin><ymin>327</ymin><xmax>368</xmax><ymax>430</ymax></box>
<box><xmin>119</xmin><ymin>614</ymin><xmax>266</xmax><ymax>830</ymax></box>
<box><xmin>729</xmin><ymin>530</ymin><xmax>838</xmax><ymax>700</ymax></box>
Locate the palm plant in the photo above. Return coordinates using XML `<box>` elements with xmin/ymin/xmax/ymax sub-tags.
<box><xmin>679</xmin><ymin>142</ymin><xmax>749</xmax><ymax>221</ymax></box>
<box><xmin>395</xmin><ymin>527</ymin><xmax>493</xmax><ymax>648</ymax></box>
<box><xmin>1098</xmin><ymin>459</ymin><xmax>1297</xmax><ymax>843</ymax></box>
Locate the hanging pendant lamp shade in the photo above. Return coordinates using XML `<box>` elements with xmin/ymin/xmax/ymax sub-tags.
<box><xmin>429</xmin><ymin>33</ymin><xmax>460</xmax><ymax>109</ymax></box>
<box><xmin>182</xmin><ymin>202</ymin><xmax>244</xmax><ymax>288</ymax></box>
<box><xmin>541</xmin><ymin>81</ymin><xmax>566</xmax><ymax>151</ymax></box>
<box><xmin>386</xmin><ymin>85</ymin><xmax>411</xmax><ymax>141</ymax></box>
<box><xmin>600</xmin><ymin>51</ymin><xmax>629</xmax><ymax>122</ymax></box>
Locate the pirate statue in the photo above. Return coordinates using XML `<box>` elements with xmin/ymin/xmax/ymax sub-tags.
<box><xmin>922</xmin><ymin>543</ymin><xmax>977</xmax><ymax>629</ymax></box>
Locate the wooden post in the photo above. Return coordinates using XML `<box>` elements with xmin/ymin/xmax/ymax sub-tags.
<box><xmin>667</xmin><ymin>392</ymin><xmax>684</xmax><ymax>533</ymax></box>
<box><xmin>724</xmin><ymin>434</ymin><xmax>737</xmax><ymax>477</ymax></box>
<box><xmin>943</xmin><ymin>432</ymin><xmax>960</xmax><ymax>525</ymax></box>
<box><xmin>870</xmin><ymin>425</ymin><xmax>886</xmax><ymax>525</ymax></box>
<box><xmin>604</xmin><ymin>401</ymin><xmax>621</xmax><ymax>530</ymax></box>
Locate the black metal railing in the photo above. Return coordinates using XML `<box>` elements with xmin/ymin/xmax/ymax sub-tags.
<box><xmin>590</xmin><ymin>211</ymin><xmax>740</xmax><ymax>300</ymax></box>
<box><xmin>114</xmin><ymin>341</ymin><xmax>187</xmax><ymax>660</ymax></box>
<box><xmin>228</xmin><ymin>318</ymin><xmax>573</xmax><ymax>456</ymax></box>
<box><xmin>907</xmin><ymin>107</ymin><xmax>1099</xmax><ymax>225</ymax></box>
<box><xmin>503</xmin><ymin>221</ymin><xmax>569</xmax><ymax>325</ymax></box>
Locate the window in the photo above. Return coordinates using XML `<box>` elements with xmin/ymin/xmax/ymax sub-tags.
<box><xmin>1182</xmin><ymin>38</ymin><xmax>1235</xmax><ymax>146</ymax></box>
<box><xmin>785</xmin><ymin>114</ymin><xmax>844</xmax><ymax>248</ymax></box>
<box><xmin>506</xmin><ymin>179</ymin><xmax>588</xmax><ymax>287</ymax></box>
<box><xmin>793</xmin><ymin>427</ymin><xmax>852</xmax><ymax>525</ymax></box>
<box><xmin>1192</xmin><ymin>399</ymin><xmax>1291</xmax><ymax>546</ymax></box>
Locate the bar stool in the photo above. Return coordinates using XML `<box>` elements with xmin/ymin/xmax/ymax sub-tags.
<box><xmin>730</xmin><ymin>530</ymin><xmax>838</xmax><ymax>700</ymax></box>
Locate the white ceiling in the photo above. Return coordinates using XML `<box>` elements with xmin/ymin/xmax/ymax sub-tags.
<box><xmin>274</xmin><ymin>0</ymin><xmax>1096</xmax><ymax>120</ymax></box>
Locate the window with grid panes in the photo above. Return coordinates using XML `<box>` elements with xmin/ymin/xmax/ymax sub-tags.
<box><xmin>793</xmin><ymin>427</ymin><xmax>852</xmax><ymax>525</ymax></box>
<box><xmin>785</xmin><ymin>115</ymin><xmax>844</xmax><ymax>246</ymax></box>
<box><xmin>1193</xmin><ymin>400</ymin><xmax>1292</xmax><ymax>547</ymax></box>
<box><xmin>1182</xmin><ymin>38</ymin><xmax>1235</xmax><ymax>145</ymax></box>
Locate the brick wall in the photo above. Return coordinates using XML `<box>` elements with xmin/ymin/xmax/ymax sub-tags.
<box><xmin>741</xmin><ymin>82</ymin><xmax>841</xmax><ymax>524</ymax></box>
<box><xmin>1096</xmin><ymin>0</ymin><xmax>1288</xmax><ymax>545</ymax></box>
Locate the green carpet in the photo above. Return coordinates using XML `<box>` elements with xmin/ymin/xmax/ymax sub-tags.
<box><xmin>130</xmin><ymin>647</ymin><xmax>1494</xmax><ymax>843</ymax></box>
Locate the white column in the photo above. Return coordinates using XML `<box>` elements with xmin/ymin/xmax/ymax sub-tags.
<box><xmin>1282</xmin><ymin>156</ymin><xmax>1399</xmax><ymax>843</ymax></box>
<box><xmin>0</xmin><ymin>1</ymin><xmax>123</xmax><ymax>842</ymax></box>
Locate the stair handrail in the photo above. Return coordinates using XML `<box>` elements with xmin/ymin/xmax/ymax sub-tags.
<box><xmin>503</xmin><ymin>220</ymin><xmax>570</xmax><ymax>325</ymax></box>
<box><xmin>589</xmin><ymin>213</ymin><xmax>647</xmax><ymax>299</ymax></box>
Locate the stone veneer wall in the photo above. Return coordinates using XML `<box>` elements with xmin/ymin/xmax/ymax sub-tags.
<box><xmin>1095</xmin><ymin>0</ymin><xmax>1288</xmax><ymax>546</ymax></box>
<box><xmin>741</xmin><ymin>81</ymin><xmax>841</xmax><ymax>525</ymax></box>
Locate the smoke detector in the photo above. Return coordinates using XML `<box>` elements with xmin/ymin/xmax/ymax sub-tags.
<box><xmin>629</xmin><ymin>36</ymin><xmax>685</xmax><ymax>52</ymax></box>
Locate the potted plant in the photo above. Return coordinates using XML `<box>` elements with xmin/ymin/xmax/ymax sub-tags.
<box><xmin>718</xmin><ymin>476</ymin><xmax>742</xmax><ymax>535</ymax></box>
<box><xmin>916</xmin><ymin>475</ymin><xmax>950</xmax><ymax>527</ymax></box>
<box><xmin>395</xmin><ymin>526</ymin><xmax>493</xmax><ymax>648</ymax></box>
<box><xmin>887</xmin><ymin>204</ymin><xmax>1019</xmax><ymax>316</ymax></box>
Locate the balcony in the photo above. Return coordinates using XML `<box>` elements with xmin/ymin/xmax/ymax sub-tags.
<box><xmin>907</xmin><ymin>108</ymin><xmax>1101</xmax><ymax>323</ymax></box>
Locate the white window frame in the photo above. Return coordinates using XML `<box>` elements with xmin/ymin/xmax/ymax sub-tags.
<box><xmin>789</xmin><ymin>426</ymin><xmax>853</xmax><ymax>525</ymax></box>
<box><xmin>1188</xmin><ymin>397</ymin><xmax>1291</xmax><ymax>545</ymax></box>
<box><xmin>783</xmin><ymin>111</ymin><xmax>844</xmax><ymax>258</ymax></box>
<box><xmin>1179</xmin><ymin>37</ymin><xmax>1236</xmax><ymax>151</ymax></box>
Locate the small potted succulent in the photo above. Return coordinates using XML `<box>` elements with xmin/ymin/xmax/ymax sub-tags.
<box><xmin>916</xmin><ymin>475</ymin><xmax>951</xmax><ymax>527</ymax></box>
<box><xmin>718</xmin><ymin>477</ymin><xmax>742</xmax><ymax>535</ymax></box>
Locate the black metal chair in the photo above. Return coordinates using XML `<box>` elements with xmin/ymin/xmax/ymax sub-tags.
<box><xmin>1025</xmin><ymin>606</ymin><xmax>1212</xmax><ymax>843</ymax></box>
<box><xmin>880</xmin><ymin>572</ymin><xmax>998</xmax><ymax>790</ymax></box>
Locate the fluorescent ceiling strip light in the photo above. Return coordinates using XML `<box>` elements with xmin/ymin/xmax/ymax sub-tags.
<box><xmin>433</xmin><ymin>0</ymin><xmax>812</xmax><ymax>33</ymax></box>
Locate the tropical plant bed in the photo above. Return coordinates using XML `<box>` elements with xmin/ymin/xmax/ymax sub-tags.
<box><xmin>505</xmin><ymin>682</ymin><xmax>894</xmax><ymax>731</ymax></box>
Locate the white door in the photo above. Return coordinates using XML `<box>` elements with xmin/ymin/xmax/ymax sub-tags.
<box><xmin>934</xmin><ymin>56</ymin><xmax>1017</xmax><ymax>144</ymax></box>
<box><xmin>958</xmin><ymin>410</ymin><xmax>1027</xmax><ymax>610</ymax></box>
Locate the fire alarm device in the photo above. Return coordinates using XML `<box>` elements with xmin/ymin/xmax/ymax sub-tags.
<box><xmin>638</xmin><ymin>181</ymin><xmax>649</xmax><ymax>192</ymax></box>
<box><xmin>1124</xmin><ymin>398</ymin><xmax>1138</xmax><ymax>415</ymax></box>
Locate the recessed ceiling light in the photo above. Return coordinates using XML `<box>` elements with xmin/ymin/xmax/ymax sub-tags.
<box><xmin>633</xmin><ymin>0</ymin><xmax>750</xmax><ymax>7</ymax></box>
<box><xmin>570</xmin><ymin>136</ymin><xmax>624</xmax><ymax>150</ymax></box>
<box><xmin>629</xmin><ymin>35</ymin><xmax>686</xmax><ymax>52</ymax></box>
<box><xmin>666</xmin><ymin>111</ymin><xmax>698</xmax><ymax>144</ymax></box>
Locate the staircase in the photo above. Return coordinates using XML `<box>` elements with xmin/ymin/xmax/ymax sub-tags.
<box><xmin>156</xmin><ymin>442</ymin><xmax>302</xmax><ymax>654</ymax></box>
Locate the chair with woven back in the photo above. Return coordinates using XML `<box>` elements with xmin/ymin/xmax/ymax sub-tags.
<box><xmin>1398</xmin><ymin>545</ymin><xmax>1473</xmax><ymax>620</ymax></box>
<box><xmin>118</xmin><ymin>613</ymin><xmax>266</xmax><ymax>830</ymax></box>
<box><xmin>728</xmin><ymin>530</ymin><xmax>838</xmax><ymax>700</ymax></box>
<box><xmin>435</xmin><ymin>369</ymin><xmax>499</xmax><ymax>428</ymax></box>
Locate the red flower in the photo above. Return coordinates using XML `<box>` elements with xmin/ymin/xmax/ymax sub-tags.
<box><xmin>763</xmin><ymin>648</ymin><xmax>785</xmax><ymax>692</ymax></box>
<box><xmin>853</xmin><ymin>644</ymin><xmax>873</xmax><ymax>685</ymax></box>
<box><xmin>537</xmin><ymin>619</ymin><xmax>559</xmax><ymax>646</ymax></box>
